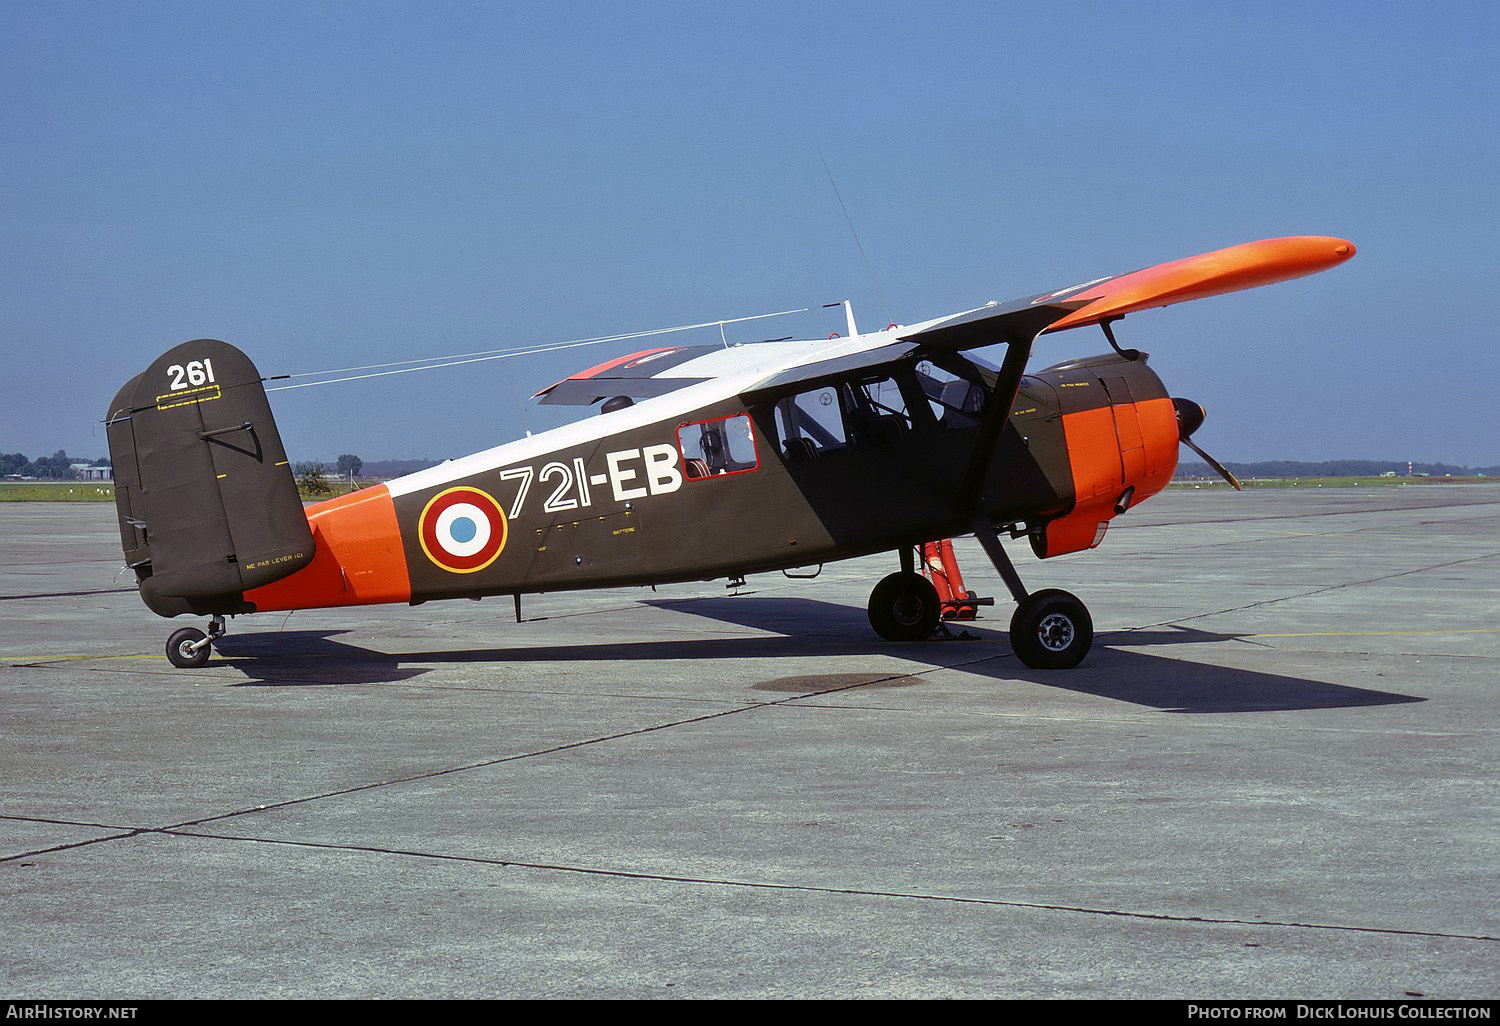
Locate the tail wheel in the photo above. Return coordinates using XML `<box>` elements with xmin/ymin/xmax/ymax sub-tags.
<box><xmin>868</xmin><ymin>571</ymin><xmax>941</xmax><ymax>641</ymax></box>
<box><xmin>1009</xmin><ymin>589</ymin><xmax>1093</xmax><ymax>669</ymax></box>
<box><xmin>166</xmin><ymin>627</ymin><xmax>211</xmax><ymax>669</ymax></box>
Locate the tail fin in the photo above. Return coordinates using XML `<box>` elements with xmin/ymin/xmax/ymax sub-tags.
<box><xmin>105</xmin><ymin>339</ymin><xmax>315</xmax><ymax>617</ymax></box>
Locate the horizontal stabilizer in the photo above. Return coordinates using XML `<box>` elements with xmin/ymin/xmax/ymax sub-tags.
<box><xmin>532</xmin><ymin>345</ymin><xmax>717</xmax><ymax>401</ymax></box>
<box><xmin>537</xmin><ymin>375</ymin><xmax>711</xmax><ymax>406</ymax></box>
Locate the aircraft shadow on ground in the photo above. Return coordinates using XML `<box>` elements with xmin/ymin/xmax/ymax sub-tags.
<box><xmin>213</xmin><ymin>596</ymin><xmax>1423</xmax><ymax>714</ymax></box>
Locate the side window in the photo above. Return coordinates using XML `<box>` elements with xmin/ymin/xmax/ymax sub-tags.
<box><xmin>845</xmin><ymin>376</ymin><xmax>913</xmax><ymax>445</ymax></box>
<box><xmin>775</xmin><ymin>388</ymin><xmax>847</xmax><ymax>462</ymax></box>
<box><xmin>678</xmin><ymin>413</ymin><xmax>759</xmax><ymax>480</ymax></box>
<box><xmin>915</xmin><ymin>360</ymin><xmax>985</xmax><ymax>429</ymax></box>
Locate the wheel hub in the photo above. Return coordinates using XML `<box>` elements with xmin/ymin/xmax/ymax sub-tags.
<box><xmin>1036</xmin><ymin>612</ymin><xmax>1075</xmax><ymax>652</ymax></box>
<box><xmin>892</xmin><ymin>592</ymin><xmax>924</xmax><ymax>626</ymax></box>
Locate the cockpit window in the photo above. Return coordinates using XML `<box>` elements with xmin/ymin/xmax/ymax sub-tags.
<box><xmin>774</xmin><ymin>388</ymin><xmax>847</xmax><ymax>462</ymax></box>
<box><xmin>915</xmin><ymin>359</ymin><xmax>985</xmax><ymax>428</ymax></box>
<box><xmin>844</xmin><ymin>375</ymin><xmax>913</xmax><ymax>444</ymax></box>
<box><xmin>678</xmin><ymin>413</ymin><xmax>759</xmax><ymax>480</ymax></box>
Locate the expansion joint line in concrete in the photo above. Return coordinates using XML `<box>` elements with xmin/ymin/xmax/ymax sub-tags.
<box><xmin>1124</xmin><ymin>549</ymin><xmax>1500</xmax><ymax>634</ymax></box>
<box><xmin>0</xmin><ymin>655</ymin><xmax>1003</xmax><ymax>864</ymax></box>
<box><xmin>0</xmin><ymin>588</ymin><xmax>136</xmax><ymax>602</ymax></box>
<box><xmin>6</xmin><ymin>628</ymin><xmax>1495</xmax><ymax>946</ymax></box>
<box><xmin>0</xmin><ymin>816</ymin><xmax>148</xmax><ymax>861</ymax></box>
<box><xmin>106</xmin><ymin>825</ymin><xmax>1500</xmax><ymax>946</ymax></box>
<box><xmin>1111</xmin><ymin>498</ymin><xmax>1500</xmax><ymax>532</ymax></box>
<box><xmin>6</xmin><ymin>811</ymin><xmax>1494</xmax><ymax>945</ymax></box>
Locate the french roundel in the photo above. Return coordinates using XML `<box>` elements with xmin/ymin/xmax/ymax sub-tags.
<box><xmin>418</xmin><ymin>486</ymin><xmax>508</xmax><ymax>574</ymax></box>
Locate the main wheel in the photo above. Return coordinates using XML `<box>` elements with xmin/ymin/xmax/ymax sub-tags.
<box><xmin>166</xmin><ymin>627</ymin><xmax>211</xmax><ymax>669</ymax></box>
<box><xmin>1009</xmin><ymin>589</ymin><xmax>1093</xmax><ymax>669</ymax></box>
<box><xmin>868</xmin><ymin>571</ymin><xmax>941</xmax><ymax>641</ymax></box>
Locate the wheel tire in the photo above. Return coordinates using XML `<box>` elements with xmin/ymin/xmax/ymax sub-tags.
<box><xmin>1009</xmin><ymin>589</ymin><xmax>1093</xmax><ymax>669</ymax></box>
<box><xmin>868</xmin><ymin>571</ymin><xmax>941</xmax><ymax>642</ymax></box>
<box><xmin>166</xmin><ymin>627</ymin><xmax>211</xmax><ymax>669</ymax></box>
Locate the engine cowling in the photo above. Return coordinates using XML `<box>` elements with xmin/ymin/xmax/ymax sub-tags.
<box><xmin>1025</xmin><ymin>353</ymin><xmax>1181</xmax><ymax>558</ymax></box>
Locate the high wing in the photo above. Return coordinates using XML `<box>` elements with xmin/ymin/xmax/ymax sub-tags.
<box><xmin>899</xmin><ymin>235</ymin><xmax>1356</xmax><ymax>350</ymax></box>
<box><xmin>532</xmin><ymin>236</ymin><xmax>1355</xmax><ymax>410</ymax></box>
<box><xmin>739</xmin><ymin>235</ymin><xmax>1354</xmax><ymax>397</ymax></box>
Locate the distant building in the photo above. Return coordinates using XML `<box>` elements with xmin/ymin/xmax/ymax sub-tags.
<box><xmin>71</xmin><ymin>463</ymin><xmax>112</xmax><ymax>481</ymax></box>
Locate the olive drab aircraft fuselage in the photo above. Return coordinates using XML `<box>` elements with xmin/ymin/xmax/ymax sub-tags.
<box><xmin>105</xmin><ymin>236</ymin><xmax>1356</xmax><ymax>670</ymax></box>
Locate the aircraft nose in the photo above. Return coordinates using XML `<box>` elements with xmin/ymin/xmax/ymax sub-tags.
<box><xmin>1173</xmin><ymin>397</ymin><xmax>1207</xmax><ymax>440</ymax></box>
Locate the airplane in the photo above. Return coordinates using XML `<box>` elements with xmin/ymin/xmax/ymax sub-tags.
<box><xmin>103</xmin><ymin>235</ymin><xmax>1355</xmax><ymax>671</ymax></box>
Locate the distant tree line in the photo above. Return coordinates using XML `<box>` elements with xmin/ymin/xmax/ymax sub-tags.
<box><xmin>294</xmin><ymin>461</ymin><xmax>332</xmax><ymax>496</ymax></box>
<box><xmin>359</xmin><ymin>458</ymin><xmax>440</xmax><ymax>477</ymax></box>
<box><xmin>5</xmin><ymin>447</ymin><xmax>1494</xmax><ymax>484</ymax></box>
<box><xmin>1</xmin><ymin>451</ymin><xmax>110</xmax><ymax>479</ymax></box>
<box><xmin>293</xmin><ymin>455</ymin><xmax>372</xmax><ymax>497</ymax></box>
<box><xmin>289</xmin><ymin>457</ymin><xmax>441</xmax><ymax>479</ymax></box>
<box><xmin>1177</xmin><ymin>459</ymin><xmax>1498</xmax><ymax>478</ymax></box>
<box><xmin>8</xmin><ymin>448</ymin><xmax>1494</xmax><ymax>483</ymax></box>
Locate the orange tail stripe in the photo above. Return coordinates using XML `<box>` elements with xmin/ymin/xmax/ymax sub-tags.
<box><xmin>244</xmin><ymin>484</ymin><xmax>411</xmax><ymax>612</ymax></box>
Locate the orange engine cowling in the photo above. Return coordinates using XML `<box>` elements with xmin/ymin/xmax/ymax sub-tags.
<box><xmin>1030</xmin><ymin>374</ymin><xmax>1180</xmax><ymax>559</ymax></box>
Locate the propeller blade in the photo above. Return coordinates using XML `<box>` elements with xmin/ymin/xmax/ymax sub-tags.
<box><xmin>1182</xmin><ymin>437</ymin><xmax>1242</xmax><ymax>491</ymax></box>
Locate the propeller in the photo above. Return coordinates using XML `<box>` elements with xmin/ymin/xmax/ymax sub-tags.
<box><xmin>1172</xmin><ymin>398</ymin><xmax>1242</xmax><ymax>491</ymax></box>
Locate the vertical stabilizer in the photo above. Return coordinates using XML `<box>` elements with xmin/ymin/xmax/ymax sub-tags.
<box><xmin>105</xmin><ymin>339</ymin><xmax>315</xmax><ymax>617</ymax></box>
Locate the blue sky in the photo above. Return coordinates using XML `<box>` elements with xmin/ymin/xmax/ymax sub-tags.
<box><xmin>4</xmin><ymin>1</ymin><xmax>1497</xmax><ymax>464</ymax></box>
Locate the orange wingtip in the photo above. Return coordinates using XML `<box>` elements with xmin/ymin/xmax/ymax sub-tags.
<box><xmin>1043</xmin><ymin>236</ymin><xmax>1356</xmax><ymax>333</ymax></box>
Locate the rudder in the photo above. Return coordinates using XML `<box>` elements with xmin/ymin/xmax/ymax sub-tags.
<box><xmin>105</xmin><ymin>339</ymin><xmax>314</xmax><ymax>617</ymax></box>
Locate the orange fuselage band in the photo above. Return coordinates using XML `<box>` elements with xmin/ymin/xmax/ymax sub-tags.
<box><xmin>244</xmin><ymin>484</ymin><xmax>412</xmax><ymax>612</ymax></box>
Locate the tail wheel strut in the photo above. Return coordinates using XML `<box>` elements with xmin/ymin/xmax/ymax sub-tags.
<box><xmin>165</xmin><ymin>615</ymin><xmax>226</xmax><ymax>669</ymax></box>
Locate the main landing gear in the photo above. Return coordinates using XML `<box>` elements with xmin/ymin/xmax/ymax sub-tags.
<box><xmin>867</xmin><ymin>570</ymin><xmax>942</xmax><ymax>642</ymax></box>
<box><xmin>165</xmin><ymin>615</ymin><xmax>226</xmax><ymax>669</ymax></box>
<box><xmin>973</xmin><ymin>519</ymin><xmax>1093</xmax><ymax>669</ymax></box>
<box><xmin>868</xmin><ymin>543</ymin><xmax>941</xmax><ymax>642</ymax></box>
<box><xmin>866</xmin><ymin>527</ymin><xmax>1094</xmax><ymax>669</ymax></box>
<box><xmin>1007</xmin><ymin>588</ymin><xmax>1093</xmax><ymax>670</ymax></box>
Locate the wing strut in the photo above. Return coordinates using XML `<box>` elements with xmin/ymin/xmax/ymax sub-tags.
<box><xmin>950</xmin><ymin>329</ymin><xmax>1051</xmax><ymax>606</ymax></box>
<box><xmin>955</xmin><ymin>330</ymin><xmax>1041</xmax><ymax>514</ymax></box>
